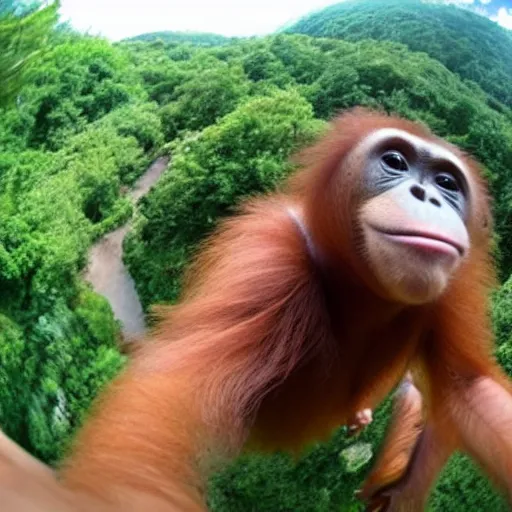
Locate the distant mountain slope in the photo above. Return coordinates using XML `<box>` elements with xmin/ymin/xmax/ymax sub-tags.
<box><xmin>125</xmin><ymin>31</ymin><xmax>234</xmax><ymax>47</ymax></box>
<box><xmin>287</xmin><ymin>0</ymin><xmax>512</xmax><ymax>108</ymax></box>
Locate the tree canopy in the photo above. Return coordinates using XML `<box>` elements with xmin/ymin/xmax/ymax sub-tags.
<box><xmin>0</xmin><ymin>1</ymin><xmax>59</xmax><ymax>108</ymax></box>
<box><xmin>125</xmin><ymin>30</ymin><xmax>234</xmax><ymax>47</ymax></box>
<box><xmin>287</xmin><ymin>0</ymin><xmax>512</xmax><ymax>109</ymax></box>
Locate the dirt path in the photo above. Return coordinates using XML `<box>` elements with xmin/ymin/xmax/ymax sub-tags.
<box><xmin>84</xmin><ymin>156</ymin><xmax>170</xmax><ymax>341</ymax></box>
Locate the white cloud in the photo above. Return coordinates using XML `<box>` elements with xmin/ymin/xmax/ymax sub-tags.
<box><xmin>59</xmin><ymin>0</ymin><xmax>343</xmax><ymax>41</ymax></box>
<box><xmin>58</xmin><ymin>0</ymin><xmax>512</xmax><ymax>41</ymax></box>
<box><xmin>423</xmin><ymin>0</ymin><xmax>476</xmax><ymax>8</ymax></box>
<box><xmin>440</xmin><ymin>0</ymin><xmax>476</xmax><ymax>4</ymax></box>
<box><xmin>494</xmin><ymin>7</ymin><xmax>512</xmax><ymax>29</ymax></box>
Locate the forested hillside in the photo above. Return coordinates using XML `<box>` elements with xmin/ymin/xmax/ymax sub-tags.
<box><xmin>126</xmin><ymin>31</ymin><xmax>234</xmax><ymax>46</ymax></box>
<box><xmin>288</xmin><ymin>0</ymin><xmax>512</xmax><ymax>109</ymax></box>
<box><xmin>1</xmin><ymin>1</ymin><xmax>512</xmax><ymax>510</ymax></box>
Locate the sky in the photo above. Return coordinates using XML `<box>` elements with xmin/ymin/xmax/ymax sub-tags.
<box><xmin>58</xmin><ymin>0</ymin><xmax>341</xmax><ymax>41</ymax></box>
<box><xmin>58</xmin><ymin>0</ymin><xmax>512</xmax><ymax>41</ymax></box>
<box><xmin>496</xmin><ymin>5</ymin><xmax>512</xmax><ymax>29</ymax></box>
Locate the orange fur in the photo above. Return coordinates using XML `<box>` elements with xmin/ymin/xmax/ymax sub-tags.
<box><xmin>358</xmin><ymin>374</ymin><xmax>424</xmax><ymax>501</ymax></box>
<box><xmin>35</xmin><ymin>108</ymin><xmax>512</xmax><ymax>510</ymax></box>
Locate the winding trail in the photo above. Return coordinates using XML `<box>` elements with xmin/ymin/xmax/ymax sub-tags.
<box><xmin>84</xmin><ymin>156</ymin><xmax>170</xmax><ymax>341</ymax></box>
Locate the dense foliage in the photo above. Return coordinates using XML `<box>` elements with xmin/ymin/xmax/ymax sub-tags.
<box><xmin>288</xmin><ymin>0</ymin><xmax>512</xmax><ymax>109</ymax></box>
<box><xmin>0</xmin><ymin>6</ymin><xmax>163</xmax><ymax>461</ymax></box>
<box><xmin>1</xmin><ymin>0</ymin><xmax>512</xmax><ymax>509</ymax></box>
<box><xmin>125</xmin><ymin>30</ymin><xmax>233</xmax><ymax>47</ymax></box>
<box><xmin>0</xmin><ymin>1</ymin><xmax>59</xmax><ymax>107</ymax></box>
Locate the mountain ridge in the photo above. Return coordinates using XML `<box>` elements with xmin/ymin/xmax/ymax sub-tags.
<box><xmin>286</xmin><ymin>0</ymin><xmax>512</xmax><ymax>108</ymax></box>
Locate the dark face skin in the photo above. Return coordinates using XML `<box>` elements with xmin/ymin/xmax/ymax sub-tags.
<box><xmin>364</xmin><ymin>135</ymin><xmax>469</xmax><ymax>221</ymax></box>
<box><xmin>353</xmin><ymin>128</ymin><xmax>472</xmax><ymax>305</ymax></box>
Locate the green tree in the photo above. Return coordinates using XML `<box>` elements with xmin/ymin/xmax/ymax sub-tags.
<box><xmin>0</xmin><ymin>1</ymin><xmax>58</xmax><ymax>107</ymax></box>
<box><xmin>159</xmin><ymin>60</ymin><xmax>250</xmax><ymax>140</ymax></box>
<box><xmin>26</xmin><ymin>290</ymin><xmax>125</xmax><ymax>462</ymax></box>
<box><xmin>0</xmin><ymin>315</ymin><xmax>29</xmax><ymax>442</ymax></box>
<box><xmin>17</xmin><ymin>37</ymin><xmax>144</xmax><ymax>150</ymax></box>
